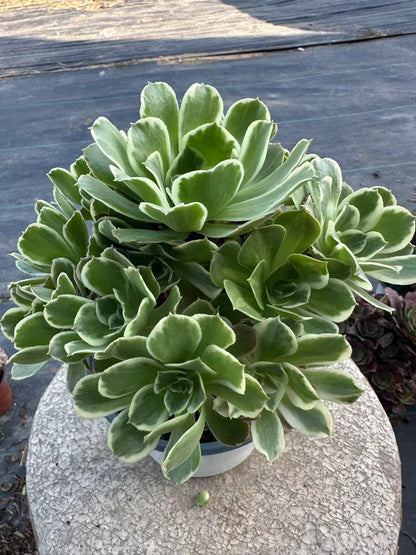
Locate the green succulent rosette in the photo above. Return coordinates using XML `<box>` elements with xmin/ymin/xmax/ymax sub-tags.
<box><xmin>210</xmin><ymin>209</ymin><xmax>356</xmax><ymax>325</ymax></box>
<box><xmin>235</xmin><ymin>317</ymin><xmax>363</xmax><ymax>462</ymax></box>
<box><xmin>76</xmin><ymin>82</ymin><xmax>314</xmax><ymax>243</ymax></box>
<box><xmin>1</xmin><ymin>200</ymin><xmax>93</xmax><ymax>380</ymax></box>
<box><xmin>72</xmin><ymin>310</ymin><xmax>266</xmax><ymax>483</ymax></box>
<box><xmin>294</xmin><ymin>157</ymin><xmax>416</xmax><ymax>310</ymax></box>
<box><xmin>1</xmin><ymin>243</ymin><xmax>172</xmax><ymax>383</ymax></box>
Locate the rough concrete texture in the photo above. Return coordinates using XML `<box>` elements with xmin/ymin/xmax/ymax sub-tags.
<box><xmin>26</xmin><ymin>360</ymin><xmax>401</xmax><ymax>555</ymax></box>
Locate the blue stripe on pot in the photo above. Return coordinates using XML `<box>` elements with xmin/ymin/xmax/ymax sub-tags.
<box><xmin>105</xmin><ymin>413</ymin><xmax>118</xmax><ymax>424</ymax></box>
<box><xmin>153</xmin><ymin>438</ymin><xmax>252</xmax><ymax>455</ymax></box>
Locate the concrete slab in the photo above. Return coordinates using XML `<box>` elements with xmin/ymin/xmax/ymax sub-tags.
<box><xmin>26</xmin><ymin>360</ymin><xmax>401</xmax><ymax>555</ymax></box>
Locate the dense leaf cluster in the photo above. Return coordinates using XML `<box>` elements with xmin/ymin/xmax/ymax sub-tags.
<box><xmin>342</xmin><ymin>287</ymin><xmax>416</xmax><ymax>415</ymax></box>
<box><xmin>2</xmin><ymin>82</ymin><xmax>415</xmax><ymax>482</ymax></box>
<box><xmin>294</xmin><ymin>158</ymin><xmax>416</xmax><ymax>310</ymax></box>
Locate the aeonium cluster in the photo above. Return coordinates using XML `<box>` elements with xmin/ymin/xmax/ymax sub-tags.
<box><xmin>342</xmin><ymin>288</ymin><xmax>416</xmax><ymax>415</ymax></box>
<box><xmin>2</xmin><ymin>82</ymin><xmax>415</xmax><ymax>483</ymax></box>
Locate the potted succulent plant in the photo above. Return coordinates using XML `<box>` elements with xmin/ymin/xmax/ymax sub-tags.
<box><xmin>2</xmin><ymin>82</ymin><xmax>416</xmax><ymax>483</ymax></box>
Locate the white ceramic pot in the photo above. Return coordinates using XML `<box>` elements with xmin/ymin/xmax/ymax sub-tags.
<box><xmin>150</xmin><ymin>439</ymin><xmax>254</xmax><ymax>477</ymax></box>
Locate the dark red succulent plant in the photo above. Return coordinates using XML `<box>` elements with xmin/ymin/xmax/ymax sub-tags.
<box><xmin>343</xmin><ymin>288</ymin><xmax>416</xmax><ymax>415</ymax></box>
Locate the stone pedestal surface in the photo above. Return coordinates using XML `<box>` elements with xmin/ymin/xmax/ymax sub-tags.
<box><xmin>26</xmin><ymin>361</ymin><xmax>401</xmax><ymax>555</ymax></box>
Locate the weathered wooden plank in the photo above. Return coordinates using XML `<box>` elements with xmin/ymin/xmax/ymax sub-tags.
<box><xmin>1</xmin><ymin>0</ymin><xmax>416</xmax><ymax>76</ymax></box>
<box><xmin>1</xmin><ymin>34</ymin><xmax>415</xmax><ymax>293</ymax></box>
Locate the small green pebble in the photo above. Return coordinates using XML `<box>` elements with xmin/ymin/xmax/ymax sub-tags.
<box><xmin>196</xmin><ymin>490</ymin><xmax>210</xmax><ymax>506</ymax></box>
